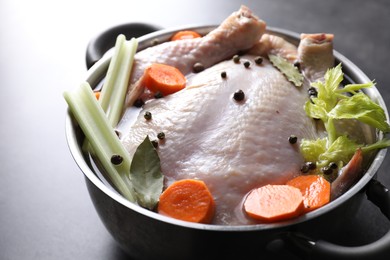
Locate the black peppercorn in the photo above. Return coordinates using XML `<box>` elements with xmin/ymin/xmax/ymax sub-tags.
<box><xmin>233</xmin><ymin>89</ymin><xmax>245</xmax><ymax>101</ymax></box>
<box><xmin>301</xmin><ymin>163</ymin><xmax>310</xmax><ymax>173</ymax></box>
<box><xmin>221</xmin><ymin>71</ymin><xmax>227</xmax><ymax>78</ymax></box>
<box><xmin>308</xmin><ymin>87</ymin><xmax>318</xmax><ymax>98</ymax></box>
<box><xmin>321</xmin><ymin>166</ymin><xmax>333</xmax><ymax>175</ymax></box>
<box><xmin>255</xmin><ymin>56</ymin><xmax>263</xmax><ymax>65</ymax></box>
<box><xmin>329</xmin><ymin>162</ymin><xmax>338</xmax><ymax>169</ymax></box>
<box><xmin>193</xmin><ymin>62</ymin><xmax>205</xmax><ymax>73</ymax></box>
<box><xmin>154</xmin><ymin>91</ymin><xmax>163</xmax><ymax>99</ymax></box>
<box><xmin>294</xmin><ymin>60</ymin><xmax>301</xmax><ymax>70</ymax></box>
<box><xmin>111</xmin><ymin>154</ymin><xmax>123</xmax><ymax>165</ymax></box>
<box><xmin>144</xmin><ymin>111</ymin><xmax>152</xmax><ymax>120</ymax></box>
<box><xmin>288</xmin><ymin>135</ymin><xmax>298</xmax><ymax>144</ymax></box>
<box><xmin>301</xmin><ymin>162</ymin><xmax>316</xmax><ymax>173</ymax></box>
<box><xmin>233</xmin><ymin>54</ymin><xmax>240</xmax><ymax>63</ymax></box>
<box><xmin>157</xmin><ymin>132</ymin><xmax>165</xmax><ymax>140</ymax></box>
<box><xmin>133</xmin><ymin>98</ymin><xmax>144</xmax><ymax>108</ymax></box>
<box><xmin>307</xmin><ymin>161</ymin><xmax>317</xmax><ymax>170</ymax></box>
<box><xmin>243</xmin><ymin>61</ymin><xmax>251</xmax><ymax>68</ymax></box>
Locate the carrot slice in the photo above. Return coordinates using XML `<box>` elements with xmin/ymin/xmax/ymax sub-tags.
<box><xmin>171</xmin><ymin>30</ymin><xmax>202</xmax><ymax>41</ymax></box>
<box><xmin>142</xmin><ymin>63</ymin><xmax>186</xmax><ymax>96</ymax></box>
<box><xmin>94</xmin><ymin>91</ymin><xmax>101</xmax><ymax>100</ymax></box>
<box><xmin>243</xmin><ymin>185</ymin><xmax>304</xmax><ymax>223</ymax></box>
<box><xmin>157</xmin><ymin>179</ymin><xmax>215</xmax><ymax>224</ymax></box>
<box><xmin>287</xmin><ymin>175</ymin><xmax>331</xmax><ymax>212</ymax></box>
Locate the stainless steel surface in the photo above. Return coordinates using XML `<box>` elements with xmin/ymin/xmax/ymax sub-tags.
<box><xmin>2</xmin><ymin>0</ymin><xmax>390</xmax><ymax>259</ymax></box>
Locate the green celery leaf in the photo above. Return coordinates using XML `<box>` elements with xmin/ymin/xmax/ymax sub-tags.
<box><xmin>318</xmin><ymin>135</ymin><xmax>359</xmax><ymax>167</ymax></box>
<box><xmin>130</xmin><ymin>136</ymin><xmax>164</xmax><ymax>210</ymax></box>
<box><xmin>362</xmin><ymin>138</ymin><xmax>390</xmax><ymax>153</ymax></box>
<box><xmin>323</xmin><ymin>63</ymin><xmax>344</xmax><ymax>93</ymax></box>
<box><xmin>300</xmin><ymin>63</ymin><xmax>390</xmax><ymax>171</ymax></box>
<box><xmin>304</xmin><ymin>98</ymin><xmax>328</xmax><ymax>121</ymax></box>
<box><xmin>311</xmin><ymin>64</ymin><xmax>343</xmax><ymax>112</ymax></box>
<box><xmin>300</xmin><ymin>138</ymin><xmax>327</xmax><ymax>163</ymax></box>
<box><xmin>269</xmin><ymin>54</ymin><xmax>303</xmax><ymax>87</ymax></box>
<box><xmin>340</xmin><ymin>81</ymin><xmax>374</xmax><ymax>94</ymax></box>
<box><xmin>329</xmin><ymin>93</ymin><xmax>390</xmax><ymax>132</ymax></box>
<box><xmin>311</xmin><ymin>80</ymin><xmax>337</xmax><ymax>113</ymax></box>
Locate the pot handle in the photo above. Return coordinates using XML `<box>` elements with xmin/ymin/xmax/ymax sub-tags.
<box><xmin>85</xmin><ymin>22</ymin><xmax>163</xmax><ymax>69</ymax></box>
<box><xmin>276</xmin><ymin>179</ymin><xmax>390</xmax><ymax>260</ymax></box>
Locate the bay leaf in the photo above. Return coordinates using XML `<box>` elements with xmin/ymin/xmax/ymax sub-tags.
<box><xmin>129</xmin><ymin>135</ymin><xmax>164</xmax><ymax>210</ymax></box>
<box><xmin>269</xmin><ymin>54</ymin><xmax>303</xmax><ymax>87</ymax></box>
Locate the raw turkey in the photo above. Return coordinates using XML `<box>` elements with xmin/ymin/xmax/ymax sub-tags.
<box><xmin>119</xmin><ymin>6</ymin><xmax>335</xmax><ymax>225</ymax></box>
<box><xmin>124</xmin><ymin>5</ymin><xmax>266</xmax><ymax>107</ymax></box>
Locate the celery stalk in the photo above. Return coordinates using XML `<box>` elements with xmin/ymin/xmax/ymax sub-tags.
<box><xmin>64</xmin><ymin>83</ymin><xmax>136</xmax><ymax>202</ymax></box>
<box><xmin>100</xmin><ymin>35</ymin><xmax>138</xmax><ymax>127</ymax></box>
<box><xmin>82</xmin><ymin>35</ymin><xmax>138</xmax><ymax>154</ymax></box>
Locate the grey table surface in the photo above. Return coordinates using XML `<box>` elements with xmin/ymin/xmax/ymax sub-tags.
<box><xmin>1</xmin><ymin>0</ymin><xmax>390</xmax><ymax>259</ymax></box>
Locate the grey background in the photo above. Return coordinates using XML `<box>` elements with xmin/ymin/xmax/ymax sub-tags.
<box><xmin>1</xmin><ymin>0</ymin><xmax>390</xmax><ymax>259</ymax></box>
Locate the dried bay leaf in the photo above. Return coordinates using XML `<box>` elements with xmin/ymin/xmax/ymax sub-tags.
<box><xmin>130</xmin><ymin>135</ymin><xmax>164</xmax><ymax>210</ymax></box>
<box><xmin>269</xmin><ymin>54</ymin><xmax>303</xmax><ymax>87</ymax></box>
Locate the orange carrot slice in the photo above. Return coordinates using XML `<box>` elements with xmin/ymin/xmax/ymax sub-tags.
<box><xmin>171</xmin><ymin>30</ymin><xmax>202</xmax><ymax>41</ymax></box>
<box><xmin>142</xmin><ymin>63</ymin><xmax>186</xmax><ymax>96</ymax></box>
<box><xmin>157</xmin><ymin>179</ymin><xmax>215</xmax><ymax>224</ymax></box>
<box><xmin>243</xmin><ymin>185</ymin><xmax>304</xmax><ymax>223</ymax></box>
<box><xmin>94</xmin><ymin>91</ymin><xmax>101</xmax><ymax>100</ymax></box>
<box><xmin>287</xmin><ymin>175</ymin><xmax>331</xmax><ymax>212</ymax></box>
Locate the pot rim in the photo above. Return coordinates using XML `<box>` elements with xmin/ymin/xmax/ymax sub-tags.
<box><xmin>65</xmin><ymin>25</ymin><xmax>388</xmax><ymax>231</ymax></box>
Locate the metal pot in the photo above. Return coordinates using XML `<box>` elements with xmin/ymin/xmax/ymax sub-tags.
<box><xmin>65</xmin><ymin>24</ymin><xmax>390</xmax><ymax>260</ymax></box>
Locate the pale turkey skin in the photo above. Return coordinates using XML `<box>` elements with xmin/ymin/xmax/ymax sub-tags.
<box><xmin>125</xmin><ymin>5</ymin><xmax>266</xmax><ymax>107</ymax></box>
<box><xmin>118</xmin><ymin>6</ymin><xmax>335</xmax><ymax>225</ymax></box>
<box><xmin>121</xmin><ymin>56</ymin><xmax>321</xmax><ymax>225</ymax></box>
